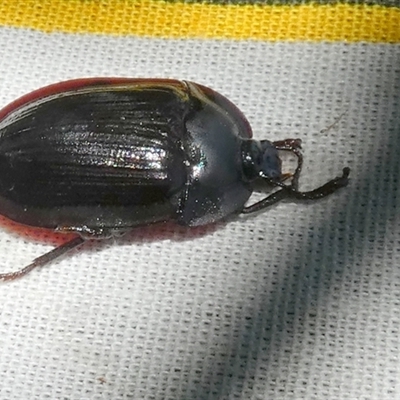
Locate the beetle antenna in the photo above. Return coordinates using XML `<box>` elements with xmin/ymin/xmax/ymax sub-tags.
<box><xmin>242</xmin><ymin>167</ymin><xmax>350</xmax><ymax>214</ymax></box>
<box><xmin>0</xmin><ymin>236</ymin><xmax>85</xmax><ymax>281</ymax></box>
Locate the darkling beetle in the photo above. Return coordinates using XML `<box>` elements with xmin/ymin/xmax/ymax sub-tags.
<box><xmin>0</xmin><ymin>78</ymin><xmax>350</xmax><ymax>281</ymax></box>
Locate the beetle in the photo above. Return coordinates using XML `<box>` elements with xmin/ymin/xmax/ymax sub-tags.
<box><xmin>0</xmin><ymin>78</ymin><xmax>350</xmax><ymax>281</ymax></box>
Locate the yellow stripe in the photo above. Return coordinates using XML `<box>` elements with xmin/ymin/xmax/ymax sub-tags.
<box><xmin>0</xmin><ymin>1</ymin><xmax>399</xmax><ymax>42</ymax></box>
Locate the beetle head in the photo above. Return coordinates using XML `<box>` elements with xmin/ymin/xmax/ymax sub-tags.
<box><xmin>242</xmin><ymin>139</ymin><xmax>282</xmax><ymax>183</ymax></box>
<box><xmin>259</xmin><ymin>140</ymin><xmax>282</xmax><ymax>181</ymax></box>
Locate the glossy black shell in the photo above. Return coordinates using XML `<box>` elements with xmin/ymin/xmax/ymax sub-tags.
<box><xmin>0</xmin><ymin>79</ymin><xmax>253</xmax><ymax>235</ymax></box>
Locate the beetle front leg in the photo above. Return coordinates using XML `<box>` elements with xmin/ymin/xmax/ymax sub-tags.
<box><xmin>242</xmin><ymin>188</ymin><xmax>291</xmax><ymax>214</ymax></box>
<box><xmin>272</xmin><ymin>138</ymin><xmax>303</xmax><ymax>190</ymax></box>
<box><xmin>242</xmin><ymin>167</ymin><xmax>350</xmax><ymax>215</ymax></box>
<box><xmin>0</xmin><ymin>236</ymin><xmax>85</xmax><ymax>281</ymax></box>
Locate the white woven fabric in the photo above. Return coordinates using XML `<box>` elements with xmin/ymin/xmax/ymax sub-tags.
<box><xmin>0</xmin><ymin>27</ymin><xmax>399</xmax><ymax>399</ymax></box>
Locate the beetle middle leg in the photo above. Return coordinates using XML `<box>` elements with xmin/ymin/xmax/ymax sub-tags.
<box><xmin>242</xmin><ymin>167</ymin><xmax>350</xmax><ymax>215</ymax></box>
<box><xmin>0</xmin><ymin>236</ymin><xmax>85</xmax><ymax>281</ymax></box>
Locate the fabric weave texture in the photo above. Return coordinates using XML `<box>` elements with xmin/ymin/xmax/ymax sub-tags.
<box><xmin>0</xmin><ymin>1</ymin><xmax>399</xmax><ymax>399</ymax></box>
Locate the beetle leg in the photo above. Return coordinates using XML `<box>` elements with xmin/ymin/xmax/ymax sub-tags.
<box><xmin>242</xmin><ymin>187</ymin><xmax>290</xmax><ymax>214</ymax></box>
<box><xmin>272</xmin><ymin>138</ymin><xmax>302</xmax><ymax>150</ymax></box>
<box><xmin>0</xmin><ymin>236</ymin><xmax>85</xmax><ymax>281</ymax></box>
<box><xmin>279</xmin><ymin>172</ymin><xmax>293</xmax><ymax>183</ymax></box>
<box><xmin>273</xmin><ymin>138</ymin><xmax>303</xmax><ymax>190</ymax></box>
<box><xmin>242</xmin><ymin>167</ymin><xmax>350</xmax><ymax>215</ymax></box>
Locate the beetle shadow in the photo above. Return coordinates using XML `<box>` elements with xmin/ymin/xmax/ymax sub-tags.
<box><xmin>0</xmin><ymin>132</ymin><xmax>397</xmax><ymax>398</ymax></box>
<box><xmin>172</xmin><ymin>120</ymin><xmax>400</xmax><ymax>398</ymax></box>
